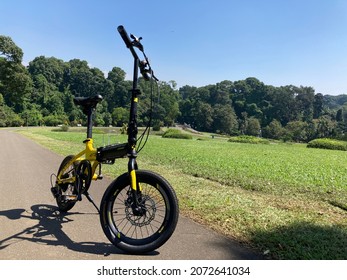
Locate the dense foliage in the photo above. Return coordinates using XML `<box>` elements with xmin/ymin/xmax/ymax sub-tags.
<box><xmin>307</xmin><ymin>138</ymin><xmax>347</xmax><ymax>151</ymax></box>
<box><xmin>162</xmin><ymin>128</ymin><xmax>193</xmax><ymax>139</ymax></box>
<box><xmin>228</xmin><ymin>135</ymin><xmax>270</xmax><ymax>144</ymax></box>
<box><xmin>1</xmin><ymin>35</ymin><xmax>347</xmax><ymax>142</ymax></box>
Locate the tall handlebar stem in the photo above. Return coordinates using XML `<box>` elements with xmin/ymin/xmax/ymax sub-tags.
<box><xmin>117</xmin><ymin>25</ymin><xmax>145</xmax><ymax>192</ymax></box>
<box><xmin>117</xmin><ymin>25</ymin><xmax>141</xmax><ymax>165</ymax></box>
<box><xmin>117</xmin><ymin>25</ymin><xmax>158</xmax><ymax>82</ymax></box>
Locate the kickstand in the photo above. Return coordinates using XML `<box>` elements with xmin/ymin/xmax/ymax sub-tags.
<box><xmin>84</xmin><ymin>192</ymin><xmax>100</xmax><ymax>213</ymax></box>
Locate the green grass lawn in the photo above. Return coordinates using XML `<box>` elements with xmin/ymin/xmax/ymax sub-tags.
<box><xmin>18</xmin><ymin>127</ymin><xmax>347</xmax><ymax>259</ymax></box>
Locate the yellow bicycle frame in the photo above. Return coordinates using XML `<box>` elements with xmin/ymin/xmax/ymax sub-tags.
<box><xmin>56</xmin><ymin>138</ymin><xmax>100</xmax><ymax>185</ymax></box>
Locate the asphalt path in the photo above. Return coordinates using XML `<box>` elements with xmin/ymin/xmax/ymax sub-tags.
<box><xmin>0</xmin><ymin>129</ymin><xmax>263</xmax><ymax>260</ymax></box>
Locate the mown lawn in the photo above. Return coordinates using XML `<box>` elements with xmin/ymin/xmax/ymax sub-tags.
<box><xmin>18</xmin><ymin>127</ymin><xmax>347</xmax><ymax>259</ymax></box>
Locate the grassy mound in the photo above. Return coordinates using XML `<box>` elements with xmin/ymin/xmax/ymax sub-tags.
<box><xmin>307</xmin><ymin>138</ymin><xmax>347</xmax><ymax>151</ymax></box>
<box><xmin>162</xmin><ymin>129</ymin><xmax>193</xmax><ymax>139</ymax></box>
<box><xmin>228</xmin><ymin>135</ymin><xmax>270</xmax><ymax>144</ymax></box>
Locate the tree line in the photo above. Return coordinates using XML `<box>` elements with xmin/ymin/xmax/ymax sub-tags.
<box><xmin>1</xmin><ymin>35</ymin><xmax>347</xmax><ymax>142</ymax></box>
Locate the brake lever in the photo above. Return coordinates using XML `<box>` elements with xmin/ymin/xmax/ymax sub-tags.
<box><xmin>130</xmin><ymin>34</ymin><xmax>144</xmax><ymax>52</ymax></box>
<box><xmin>130</xmin><ymin>32</ymin><xmax>159</xmax><ymax>82</ymax></box>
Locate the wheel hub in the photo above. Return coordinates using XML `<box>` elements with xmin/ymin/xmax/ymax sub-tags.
<box><xmin>125</xmin><ymin>195</ymin><xmax>156</xmax><ymax>226</ymax></box>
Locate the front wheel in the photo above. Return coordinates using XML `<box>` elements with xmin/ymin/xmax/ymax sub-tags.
<box><xmin>100</xmin><ymin>170</ymin><xmax>179</xmax><ymax>254</ymax></box>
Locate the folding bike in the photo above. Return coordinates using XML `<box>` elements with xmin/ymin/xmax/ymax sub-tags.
<box><xmin>51</xmin><ymin>25</ymin><xmax>179</xmax><ymax>254</ymax></box>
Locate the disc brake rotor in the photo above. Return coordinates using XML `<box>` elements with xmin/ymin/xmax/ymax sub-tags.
<box><xmin>125</xmin><ymin>195</ymin><xmax>156</xmax><ymax>226</ymax></box>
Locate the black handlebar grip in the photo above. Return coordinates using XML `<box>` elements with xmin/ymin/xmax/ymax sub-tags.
<box><xmin>117</xmin><ymin>25</ymin><xmax>132</xmax><ymax>48</ymax></box>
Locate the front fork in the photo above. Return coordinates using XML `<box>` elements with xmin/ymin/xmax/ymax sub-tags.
<box><xmin>128</xmin><ymin>151</ymin><xmax>144</xmax><ymax>216</ymax></box>
<box><xmin>128</xmin><ymin>156</ymin><xmax>138</xmax><ymax>191</ymax></box>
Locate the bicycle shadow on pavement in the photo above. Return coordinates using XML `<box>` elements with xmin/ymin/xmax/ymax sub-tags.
<box><xmin>0</xmin><ymin>204</ymin><xmax>158</xmax><ymax>257</ymax></box>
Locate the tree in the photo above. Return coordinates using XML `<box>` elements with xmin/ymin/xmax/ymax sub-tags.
<box><xmin>208</xmin><ymin>84</ymin><xmax>231</xmax><ymax>106</ymax></box>
<box><xmin>107</xmin><ymin>67</ymin><xmax>126</xmax><ymax>85</ymax></box>
<box><xmin>156</xmin><ymin>82</ymin><xmax>180</xmax><ymax>126</ymax></box>
<box><xmin>94</xmin><ymin>100</ymin><xmax>110</xmax><ymax>126</ymax></box>
<box><xmin>245</xmin><ymin>117</ymin><xmax>261</xmax><ymax>136</ymax></box>
<box><xmin>295</xmin><ymin>86</ymin><xmax>315</xmax><ymax>122</ymax></box>
<box><xmin>28</xmin><ymin>56</ymin><xmax>66</xmax><ymax>89</ymax></box>
<box><xmin>20</xmin><ymin>105</ymin><xmax>43</xmax><ymax>126</ymax></box>
<box><xmin>194</xmin><ymin>101</ymin><xmax>213</xmax><ymax>132</ymax></box>
<box><xmin>263</xmin><ymin>120</ymin><xmax>284</xmax><ymax>140</ymax></box>
<box><xmin>178</xmin><ymin>99</ymin><xmax>194</xmax><ymax>127</ymax></box>
<box><xmin>106</xmin><ymin>67</ymin><xmax>129</xmax><ymax>110</ymax></box>
<box><xmin>232</xmin><ymin>78</ymin><xmax>268</xmax><ymax>121</ymax></box>
<box><xmin>285</xmin><ymin>121</ymin><xmax>308</xmax><ymax>142</ymax></box>
<box><xmin>313</xmin><ymin>93</ymin><xmax>324</xmax><ymax>119</ymax></box>
<box><xmin>0</xmin><ymin>36</ymin><xmax>23</xmax><ymax>63</ymax></box>
<box><xmin>212</xmin><ymin>104</ymin><xmax>238</xmax><ymax>135</ymax></box>
<box><xmin>65</xmin><ymin>59</ymin><xmax>107</xmax><ymax>97</ymax></box>
<box><xmin>266</xmin><ymin>86</ymin><xmax>298</xmax><ymax>126</ymax></box>
<box><xmin>43</xmin><ymin>114</ymin><xmax>66</xmax><ymax>126</ymax></box>
<box><xmin>31</xmin><ymin>74</ymin><xmax>51</xmax><ymax>104</ymax></box>
<box><xmin>137</xmin><ymin>80</ymin><xmax>180</xmax><ymax>127</ymax></box>
<box><xmin>0</xmin><ymin>101</ymin><xmax>24</xmax><ymax>127</ymax></box>
<box><xmin>4</xmin><ymin>32</ymin><xmax>346</xmax><ymax>138</ymax></box>
<box><xmin>179</xmin><ymin>85</ymin><xmax>197</xmax><ymax>100</ymax></box>
<box><xmin>0</xmin><ymin>36</ymin><xmax>32</xmax><ymax>112</ymax></box>
<box><xmin>336</xmin><ymin>108</ymin><xmax>343</xmax><ymax>122</ymax></box>
<box><xmin>316</xmin><ymin>115</ymin><xmax>336</xmax><ymax>138</ymax></box>
<box><xmin>178</xmin><ymin>85</ymin><xmax>197</xmax><ymax>126</ymax></box>
<box><xmin>44</xmin><ymin>90</ymin><xmax>65</xmax><ymax>115</ymax></box>
<box><xmin>112</xmin><ymin>107</ymin><xmax>128</xmax><ymax>126</ymax></box>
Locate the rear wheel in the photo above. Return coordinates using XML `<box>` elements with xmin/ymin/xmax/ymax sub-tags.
<box><xmin>100</xmin><ymin>170</ymin><xmax>179</xmax><ymax>254</ymax></box>
<box><xmin>54</xmin><ymin>155</ymin><xmax>78</xmax><ymax>212</ymax></box>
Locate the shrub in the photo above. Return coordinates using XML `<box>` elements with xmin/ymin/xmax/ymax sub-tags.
<box><xmin>162</xmin><ymin>129</ymin><xmax>192</xmax><ymax>139</ymax></box>
<box><xmin>152</xmin><ymin>120</ymin><xmax>163</xmax><ymax>131</ymax></box>
<box><xmin>228</xmin><ymin>135</ymin><xmax>270</xmax><ymax>144</ymax></box>
<box><xmin>43</xmin><ymin>114</ymin><xmax>65</xmax><ymax>126</ymax></box>
<box><xmin>60</xmin><ymin>124</ymin><xmax>69</xmax><ymax>132</ymax></box>
<box><xmin>120</xmin><ymin>123</ymin><xmax>128</xmax><ymax>134</ymax></box>
<box><xmin>52</xmin><ymin>124</ymin><xmax>69</xmax><ymax>132</ymax></box>
<box><xmin>307</xmin><ymin>138</ymin><xmax>347</xmax><ymax>151</ymax></box>
<box><xmin>93</xmin><ymin>128</ymin><xmax>106</xmax><ymax>134</ymax></box>
<box><xmin>263</xmin><ymin>120</ymin><xmax>285</xmax><ymax>140</ymax></box>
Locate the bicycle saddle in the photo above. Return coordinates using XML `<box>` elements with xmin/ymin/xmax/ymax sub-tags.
<box><xmin>73</xmin><ymin>95</ymin><xmax>103</xmax><ymax>114</ymax></box>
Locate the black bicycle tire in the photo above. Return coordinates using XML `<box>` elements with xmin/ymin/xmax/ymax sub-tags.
<box><xmin>56</xmin><ymin>155</ymin><xmax>77</xmax><ymax>212</ymax></box>
<box><xmin>99</xmin><ymin>170</ymin><xmax>179</xmax><ymax>254</ymax></box>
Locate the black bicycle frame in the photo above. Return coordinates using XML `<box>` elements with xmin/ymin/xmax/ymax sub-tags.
<box><xmin>97</xmin><ymin>26</ymin><xmax>145</xmax><ymax>171</ymax></box>
<box><xmin>117</xmin><ymin>25</ymin><xmax>145</xmax><ymax>189</ymax></box>
<box><xmin>127</xmin><ymin>57</ymin><xmax>140</xmax><ymax>173</ymax></box>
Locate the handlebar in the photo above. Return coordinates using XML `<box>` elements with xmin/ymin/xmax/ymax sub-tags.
<box><xmin>117</xmin><ymin>25</ymin><xmax>143</xmax><ymax>64</ymax></box>
<box><xmin>117</xmin><ymin>25</ymin><xmax>133</xmax><ymax>49</ymax></box>
<box><xmin>117</xmin><ymin>25</ymin><xmax>158</xmax><ymax>81</ymax></box>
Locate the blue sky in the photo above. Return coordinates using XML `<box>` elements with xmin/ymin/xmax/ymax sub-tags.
<box><xmin>1</xmin><ymin>0</ymin><xmax>347</xmax><ymax>95</ymax></box>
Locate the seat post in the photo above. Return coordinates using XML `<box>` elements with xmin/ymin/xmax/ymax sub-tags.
<box><xmin>86</xmin><ymin>108</ymin><xmax>93</xmax><ymax>139</ymax></box>
<box><xmin>73</xmin><ymin>95</ymin><xmax>102</xmax><ymax>139</ymax></box>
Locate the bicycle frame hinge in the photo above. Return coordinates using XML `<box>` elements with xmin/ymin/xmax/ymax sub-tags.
<box><xmin>130</xmin><ymin>89</ymin><xmax>141</xmax><ymax>96</ymax></box>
